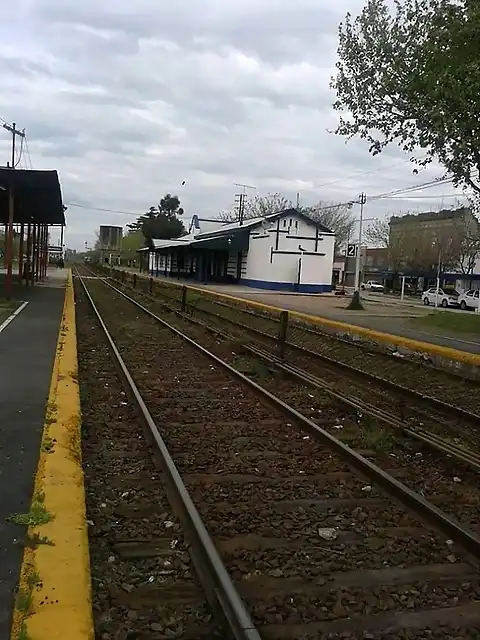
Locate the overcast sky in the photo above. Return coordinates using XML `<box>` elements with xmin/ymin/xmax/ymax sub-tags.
<box><xmin>0</xmin><ymin>0</ymin><xmax>469</xmax><ymax>250</ymax></box>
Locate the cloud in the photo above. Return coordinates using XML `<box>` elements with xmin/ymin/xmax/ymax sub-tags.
<box><xmin>0</xmin><ymin>0</ymin><xmax>468</xmax><ymax>249</ymax></box>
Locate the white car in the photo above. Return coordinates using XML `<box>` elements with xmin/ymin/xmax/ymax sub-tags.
<box><xmin>422</xmin><ymin>287</ymin><xmax>460</xmax><ymax>308</ymax></box>
<box><xmin>458</xmin><ymin>289</ymin><xmax>480</xmax><ymax>311</ymax></box>
<box><xmin>361</xmin><ymin>280</ymin><xmax>384</xmax><ymax>292</ymax></box>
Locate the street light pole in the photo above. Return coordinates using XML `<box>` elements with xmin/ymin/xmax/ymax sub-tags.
<box><xmin>354</xmin><ymin>193</ymin><xmax>367</xmax><ymax>294</ymax></box>
<box><xmin>435</xmin><ymin>247</ymin><xmax>442</xmax><ymax>308</ymax></box>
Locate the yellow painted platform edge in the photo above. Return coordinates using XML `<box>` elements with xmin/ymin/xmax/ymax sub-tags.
<box><xmin>11</xmin><ymin>270</ymin><xmax>94</xmax><ymax>640</ymax></box>
<box><xmin>122</xmin><ymin>268</ymin><xmax>480</xmax><ymax>367</ymax></box>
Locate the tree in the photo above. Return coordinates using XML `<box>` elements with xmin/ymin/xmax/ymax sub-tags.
<box><xmin>301</xmin><ymin>201</ymin><xmax>356</xmax><ymax>254</ymax></box>
<box><xmin>127</xmin><ymin>194</ymin><xmax>185</xmax><ymax>241</ymax></box>
<box><xmin>449</xmin><ymin>216</ymin><xmax>480</xmax><ymax>274</ymax></box>
<box><xmin>331</xmin><ymin>0</ymin><xmax>480</xmax><ymax>196</ymax></box>
<box><xmin>121</xmin><ymin>231</ymin><xmax>145</xmax><ymax>263</ymax></box>
<box><xmin>363</xmin><ymin>219</ymin><xmax>390</xmax><ymax>248</ymax></box>
<box><xmin>219</xmin><ymin>193</ymin><xmax>294</xmax><ymax>222</ymax></box>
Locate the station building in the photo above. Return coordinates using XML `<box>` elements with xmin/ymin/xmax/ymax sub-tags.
<box><xmin>139</xmin><ymin>208</ymin><xmax>335</xmax><ymax>293</ymax></box>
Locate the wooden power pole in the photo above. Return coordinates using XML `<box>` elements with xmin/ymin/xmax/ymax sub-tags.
<box><xmin>3</xmin><ymin>121</ymin><xmax>25</xmax><ymax>299</ymax></box>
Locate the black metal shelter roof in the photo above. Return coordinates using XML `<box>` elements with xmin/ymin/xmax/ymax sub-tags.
<box><xmin>0</xmin><ymin>168</ymin><xmax>65</xmax><ymax>225</ymax></box>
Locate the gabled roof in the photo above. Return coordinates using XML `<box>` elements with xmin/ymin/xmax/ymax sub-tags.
<box><xmin>188</xmin><ymin>215</ymin><xmax>229</xmax><ymax>236</ymax></box>
<box><xmin>196</xmin><ymin>208</ymin><xmax>334</xmax><ymax>240</ymax></box>
<box><xmin>139</xmin><ymin>208</ymin><xmax>334</xmax><ymax>252</ymax></box>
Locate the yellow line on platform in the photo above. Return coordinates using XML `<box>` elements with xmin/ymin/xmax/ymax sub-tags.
<box><xmin>123</xmin><ymin>268</ymin><xmax>480</xmax><ymax>367</ymax></box>
<box><xmin>11</xmin><ymin>270</ymin><xmax>94</xmax><ymax>640</ymax></box>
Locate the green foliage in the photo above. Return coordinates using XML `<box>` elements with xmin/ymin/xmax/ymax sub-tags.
<box><xmin>332</xmin><ymin>0</ymin><xmax>480</xmax><ymax>196</ymax></box>
<box><xmin>411</xmin><ymin>311</ymin><xmax>480</xmax><ymax>335</ymax></box>
<box><xmin>8</xmin><ymin>493</ymin><xmax>54</xmax><ymax>527</ymax></box>
<box><xmin>120</xmin><ymin>231</ymin><xmax>144</xmax><ymax>261</ymax></box>
<box><xmin>127</xmin><ymin>193</ymin><xmax>185</xmax><ymax>241</ymax></box>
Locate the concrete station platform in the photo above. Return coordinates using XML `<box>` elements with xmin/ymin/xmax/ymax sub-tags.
<box><xmin>0</xmin><ymin>268</ymin><xmax>92</xmax><ymax>639</ymax></box>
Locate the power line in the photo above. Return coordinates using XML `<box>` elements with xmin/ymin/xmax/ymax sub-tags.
<box><xmin>383</xmin><ymin>193</ymin><xmax>471</xmax><ymax>200</ymax></box>
<box><xmin>23</xmin><ymin>136</ymin><xmax>33</xmax><ymax>170</ymax></box>
<box><xmin>14</xmin><ymin>135</ymin><xmax>25</xmax><ymax>168</ymax></box>
<box><xmin>370</xmin><ymin>176</ymin><xmax>456</xmax><ymax>201</ymax></box>
<box><xmin>297</xmin><ymin>155</ymin><xmax>428</xmax><ymax>196</ymax></box>
<box><xmin>65</xmin><ymin>202</ymin><xmax>140</xmax><ymax>216</ymax></box>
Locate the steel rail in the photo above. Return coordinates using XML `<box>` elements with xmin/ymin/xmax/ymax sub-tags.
<box><xmin>128</xmin><ymin>268</ymin><xmax>480</xmax><ymax>384</ymax></box>
<box><xmin>99</xmin><ymin>274</ymin><xmax>480</xmax><ymax>471</ymax></box>
<box><xmin>247</xmin><ymin>343</ymin><xmax>480</xmax><ymax>473</ymax></box>
<box><xmin>75</xmin><ymin>270</ymin><xmax>262</xmax><ymax>640</ymax></box>
<box><xmin>193</xmin><ymin>304</ymin><xmax>480</xmax><ymax>422</ymax></box>
<box><xmin>91</xmin><ymin>273</ymin><xmax>480</xmax><ymax>561</ymax></box>
<box><xmin>98</xmin><ymin>274</ymin><xmax>480</xmax><ymax>472</ymax></box>
<box><xmin>113</xmin><ymin>271</ymin><xmax>480</xmax><ymax>423</ymax></box>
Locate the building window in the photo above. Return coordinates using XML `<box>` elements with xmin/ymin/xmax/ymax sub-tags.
<box><xmin>295</xmin><ymin>220</ymin><xmax>298</xmax><ymax>229</ymax></box>
<box><xmin>283</xmin><ymin>219</ymin><xmax>287</xmax><ymax>227</ymax></box>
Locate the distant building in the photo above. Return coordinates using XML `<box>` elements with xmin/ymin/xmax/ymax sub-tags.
<box><xmin>333</xmin><ymin>247</ymin><xmax>388</xmax><ymax>288</ymax></box>
<box><xmin>387</xmin><ymin>208</ymin><xmax>480</xmax><ymax>291</ymax></box>
<box><xmin>99</xmin><ymin>225</ymin><xmax>123</xmax><ymax>265</ymax></box>
<box><xmin>389</xmin><ymin>207</ymin><xmax>478</xmax><ymax>241</ymax></box>
<box><xmin>140</xmin><ymin>209</ymin><xmax>336</xmax><ymax>293</ymax></box>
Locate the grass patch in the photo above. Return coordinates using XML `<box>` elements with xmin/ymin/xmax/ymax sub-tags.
<box><xmin>41</xmin><ymin>437</ymin><xmax>55</xmax><ymax>454</ymax></box>
<box><xmin>18</xmin><ymin>622</ymin><xmax>29</xmax><ymax>640</ymax></box>
<box><xmin>410</xmin><ymin>311</ymin><xmax>480</xmax><ymax>335</ymax></box>
<box><xmin>8</xmin><ymin>492</ymin><xmax>54</xmax><ymax>527</ymax></box>
<box><xmin>362</xmin><ymin>417</ymin><xmax>395</xmax><ymax>451</ymax></box>
<box><xmin>44</xmin><ymin>401</ymin><xmax>57</xmax><ymax>426</ymax></box>
<box><xmin>25</xmin><ymin>532</ymin><xmax>55</xmax><ymax>548</ymax></box>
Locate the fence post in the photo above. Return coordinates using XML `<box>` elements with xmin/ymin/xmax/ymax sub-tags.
<box><xmin>277</xmin><ymin>311</ymin><xmax>289</xmax><ymax>360</ymax></box>
<box><xmin>133</xmin><ymin>273</ymin><xmax>137</xmax><ymax>288</ymax></box>
<box><xmin>149</xmin><ymin>277</ymin><xmax>153</xmax><ymax>294</ymax></box>
<box><xmin>181</xmin><ymin>286</ymin><xmax>187</xmax><ymax>312</ymax></box>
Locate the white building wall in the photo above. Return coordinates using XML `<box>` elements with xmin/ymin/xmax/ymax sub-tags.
<box><xmin>243</xmin><ymin>212</ymin><xmax>335</xmax><ymax>292</ymax></box>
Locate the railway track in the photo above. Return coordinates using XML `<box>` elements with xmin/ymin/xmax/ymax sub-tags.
<box><xmin>107</xmin><ymin>267</ymin><xmax>480</xmax><ymax>395</ymax></box>
<box><xmin>75</xmin><ymin>267</ymin><xmax>480</xmax><ymax>639</ymax></box>
<box><xmin>88</xmin><ymin>271</ymin><xmax>480</xmax><ymax>529</ymax></box>
<box><xmin>76</xmin><ymin>274</ymin><xmax>259</xmax><ymax>640</ymax></box>
<box><xmin>99</xmin><ymin>270</ymin><xmax>480</xmax><ymax>468</ymax></box>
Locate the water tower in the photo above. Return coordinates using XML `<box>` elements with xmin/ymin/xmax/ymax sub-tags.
<box><xmin>99</xmin><ymin>225</ymin><xmax>123</xmax><ymax>265</ymax></box>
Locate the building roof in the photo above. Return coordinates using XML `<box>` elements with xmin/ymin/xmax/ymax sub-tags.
<box><xmin>188</xmin><ymin>215</ymin><xmax>230</xmax><ymax>236</ymax></box>
<box><xmin>390</xmin><ymin>207</ymin><xmax>475</xmax><ymax>226</ymax></box>
<box><xmin>141</xmin><ymin>208</ymin><xmax>334</xmax><ymax>252</ymax></box>
<box><xmin>0</xmin><ymin>168</ymin><xmax>65</xmax><ymax>225</ymax></box>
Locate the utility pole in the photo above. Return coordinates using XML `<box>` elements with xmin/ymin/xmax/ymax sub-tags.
<box><xmin>3</xmin><ymin>122</ymin><xmax>25</xmax><ymax>300</ymax></box>
<box><xmin>3</xmin><ymin>122</ymin><xmax>25</xmax><ymax>167</ymax></box>
<box><xmin>234</xmin><ymin>183</ymin><xmax>257</xmax><ymax>225</ymax></box>
<box><xmin>353</xmin><ymin>192</ymin><xmax>367</xmax><ymax>303</ymax></box>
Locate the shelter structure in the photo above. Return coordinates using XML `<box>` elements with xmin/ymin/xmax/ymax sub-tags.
<box><xmin>139</xmin><ymin>208</ymin><xmax>335</xmax><ymax>293</ymax></box>
<box><xmin>0</xmin><ymin>168</ymin><xmax>65</xmax><ymax>298</ymax></box>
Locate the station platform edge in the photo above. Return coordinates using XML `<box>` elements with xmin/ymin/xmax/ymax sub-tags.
<box><xmin>10</xmin><ymin>271</ymin><xmax>93</xmax><ymax>640</ymax></box>
<box><xmin>112</xmin><ymin>268</ymin><xmax>480</xmax><ymax>368</ymax></box>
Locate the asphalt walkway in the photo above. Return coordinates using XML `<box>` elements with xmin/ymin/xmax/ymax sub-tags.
<box><xmin>0</xmin><ymin>270</ymin><xmax>67</xmax><ymax>637</ymax></box>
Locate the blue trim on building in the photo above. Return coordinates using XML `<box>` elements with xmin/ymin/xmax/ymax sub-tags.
<box><xmin>240</xmin><ymin>278</ymin><xmax>332</xmax><ymax>293</ymax></box>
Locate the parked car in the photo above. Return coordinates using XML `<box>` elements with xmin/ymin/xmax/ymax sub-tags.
<box><xmin>422</xmin><ymin>287</ymin><xmax>460</xmax><ymax>308</ymax></box>
<box><xmin>361</xmin><ymin>280</ymin><xmax>384</xmax><ymax>292</ymax></box>
<box><xmin>458</xmin><ymin>289</ymin><xmax>480</xmax><ymax>311</ymax></box>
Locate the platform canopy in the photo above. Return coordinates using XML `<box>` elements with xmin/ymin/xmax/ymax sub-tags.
<box><xmin>0</xmin><ymin>168</ymin><xmax>65</xmax><ymax>225</ymax></box>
